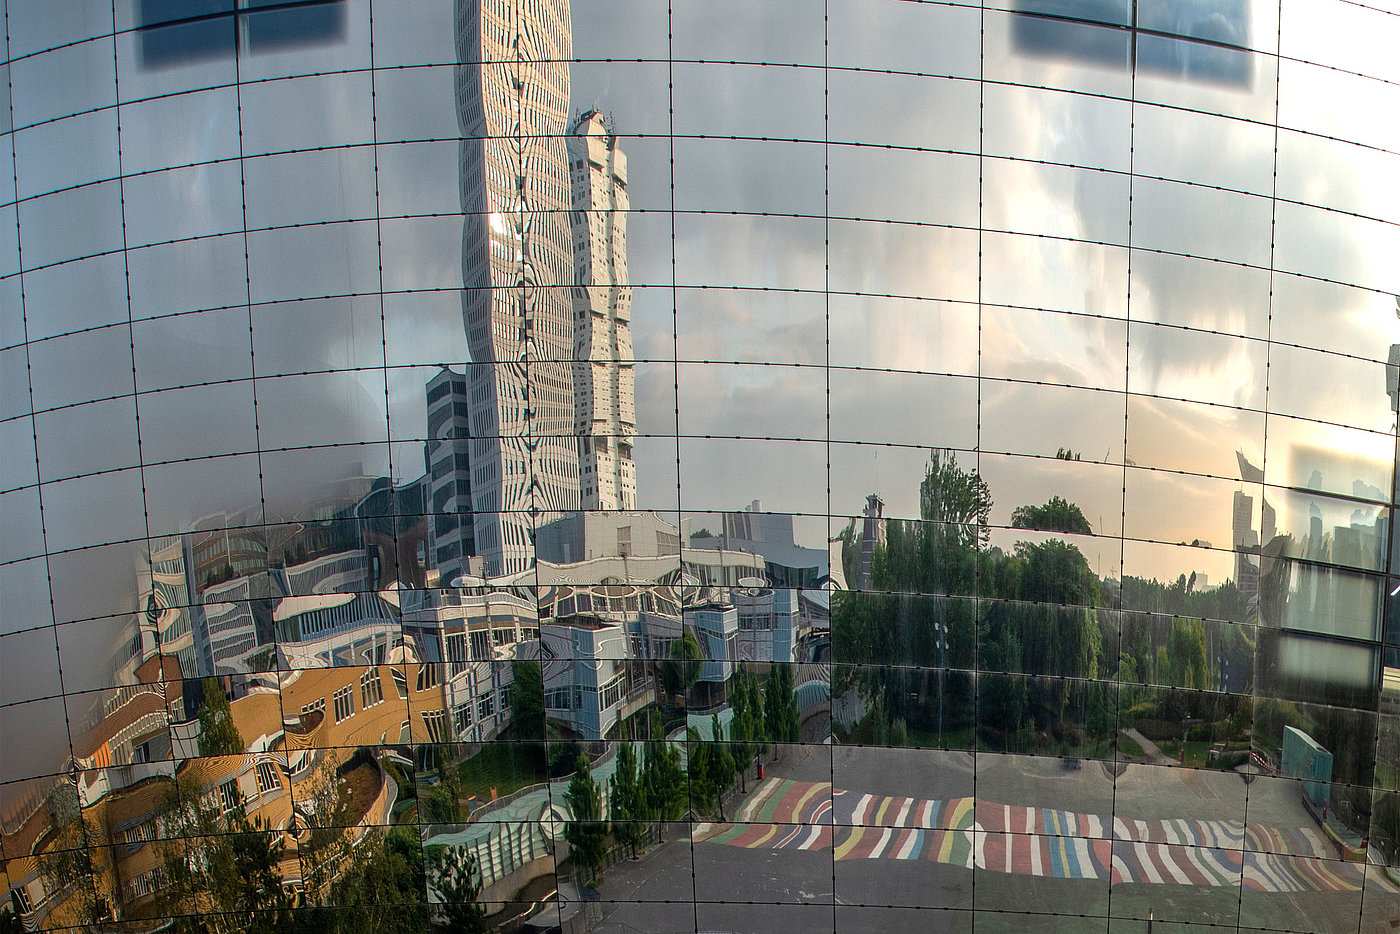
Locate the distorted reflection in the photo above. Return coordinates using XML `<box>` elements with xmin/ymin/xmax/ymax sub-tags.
<box><xmin>1</xmin><ymin>0</ymin><xmax>1397</xmax><ymax>932</ymax></box>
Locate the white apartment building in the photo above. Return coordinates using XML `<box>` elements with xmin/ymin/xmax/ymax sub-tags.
<box><xmin>568</xmin><ymin>110</ymin><xmax>637</xmax><ymax>511</ymax></box>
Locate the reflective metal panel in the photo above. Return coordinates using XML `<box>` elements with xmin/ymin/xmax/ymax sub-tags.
<box><xmin>3</xmin><ymin>2</ymin><xmax>1398</xmax><ymax>930</ymax></box>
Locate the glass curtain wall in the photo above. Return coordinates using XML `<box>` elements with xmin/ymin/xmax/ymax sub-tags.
<box><xmin>1</xmin><ymin>0</ymin><xmax>1397</xmax><ymax>932</ymax></box>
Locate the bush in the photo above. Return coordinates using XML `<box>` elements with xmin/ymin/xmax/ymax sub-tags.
<box><xmin>1213</xmin><ymin>751</ymin><xmax>1248</xmax><ymax>771</ymax></box>
<box><xmin>548</xmin><ymin>739</ymin><xmax>584</xmax><ymax>777</ymax></box>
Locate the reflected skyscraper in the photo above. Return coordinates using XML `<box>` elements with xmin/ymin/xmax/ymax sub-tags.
<box><xmin>424</xmin><ymin>368</ymin><xmax>475</xmax><ymax>582</ymax></box>
<box><xmin>568</xmin><ymin>110</ymin><xmax>637</xmax><ymax>511</ymax></box>
<box><xmin>456</xmin><ymin>0</ymin><xmax>578</xmax><ymax>575</ymax></box>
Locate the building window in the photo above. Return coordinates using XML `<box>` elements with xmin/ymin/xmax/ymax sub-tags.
<box><xmin>470</xmin><ymin>630</ymin><xmax>492</xmax><ymax>659</ymax></box>
<box><xmin>254</xmin><ymin>761</ymin><xmax>280</xmax><ymax>795</ymax></box>
<box><xmin>391</xmin><ymin>668</ymin><xmax>408</xmax><ymax>699</ymax></box>
<box><xmin>137</xmin><ymin>0</ymin><xmax>350</xmax><ymax>68</ymax></box>
<box><xmin>477</xmin><ymin>694</ymin><xmax>496</xmax><ymax>720</ymax></box>
<box><xmin>416</xmin><ymin>664</ymin><xmax>440</xmax><ymax>692</ymax></box>
<box><xmin>600</xmin><ymin>674</ymin><xmax>626</xmax><ymax>710</ymax></box>
<box><xmin>301</xmin><ymin>697</ymin><xmax>325</xmax><ymax>718</ymax></box>
<box><xmin>123</xmin><ymin>819</ymin><xmax>156</xmax><ymax>847</ymax></box>
<box><xmin>127</xmin><ymin>867</ymin><xmax>167</xmax><ymax>900</ymax></box>
<box><xmin>360</xmin><ymin>670</ymin><xmax>384</xmax><ymax>708</ymax></box>
<box><xmin>445</xmin><ymin>633</ymin><xmax>468</xmax><ymax>676</ymax></box>
<box><xmin>454</xmin><ymin>704</ymin><xmax>474</xmax><ymax>735</ymax></box>
<box><xmin>218</xmin><ymin>779</ymin><xmax>242</xmax><ymax>818</ymax></box>
<box><xmin>333</xmin><ymin>686</ymin><xmax>354</xmax><ymax>723</ymax></box>
<box><xmin>420</xmin><ymin>709</ymin><xmax>449</xmax><ymax>743</ymax></box>
<box><xmin>12</xmin><ymin>886</ymin><xmax>33</xmax><ymax>912</ymax></box>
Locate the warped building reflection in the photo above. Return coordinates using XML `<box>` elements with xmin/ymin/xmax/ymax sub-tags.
<box><xmin>457</xmin><ymin>0</ymin><xmax>578</xmax><ymax>576</ymax></box>
<box><xmin>1</xmin><ymin>1</ymin><xmax>1398</xmax><ymax>933</ymax></box>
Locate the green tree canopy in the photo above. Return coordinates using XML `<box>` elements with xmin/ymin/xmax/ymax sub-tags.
<box><xmin>564</xmin><ymin>754</ymin><xmax>608</xmax><ymax>883</ymax></box>
<box><xmin>728</xmin><ymin>676</ymin><xmax>755</xmax><ymax>790</ymax></box>
<box><xmin>660</xmin><ymin>630</ymin><xmax>703</xmax><ymax>703</ymax></box>
<box><xmin>508</xmin><ymin>659</ymin><xmax>545</xmax><ymax>741</ymax></box>
<box><xmin>609</xmin><ymin>743</ymin><xmax>650</xmax><ymax>857</ymax></box>
<box><xmin>322</xmin><ymin>826</ymin><xmax>427</xmax><ymax>934</ymax></box>
<box><xmin>642</xmin><ymin>733</ymin><xmax>688</xmax><ymax>825</ymax></box>
<box><xmin>919</xmin><ymin>449</ymin><xmax>991</xmax><ymax>548</ymax></box>
<box><xmin>685</xmin><ymin>726</ymin><xmax>723</xmax><ymax>818</ymax></box>
<box><xmin>1013</xmin><ymin>538</ymin><xmax>1101</xmax><ymax>607</ymax></box>
<box><xmin>1009</xmin><ymin>496</ymin><xmax>1093</xmax><ymax>535</ymax></box>
<box><xmin>154</xmin><ymin>774</ymin><xmax>293</xmax><ymax>934</ymax></box>
<box><xmin>764</xmin><ymin>664</ymin><xmax>800</xmax><ymax>744</ymax></box>
<box><xmin>428</xmin><ymin>845</ymin><xmax>489</xmax><ymax>934</ymax></box>
<box><xmin>708</xmin><ymin>713</ymin><xmax>735</xmax><ymax>819</ymax></box>
<box><xmin>198</xmin><ymin>676</ymin><xmax>245</xmax><ymax>757</ymax></box>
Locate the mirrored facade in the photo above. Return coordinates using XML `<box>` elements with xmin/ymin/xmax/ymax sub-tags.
<box><xmin>2</xmin><ymin>0</ymin><xmax>1398</xmax><ymax>931</ymax></box>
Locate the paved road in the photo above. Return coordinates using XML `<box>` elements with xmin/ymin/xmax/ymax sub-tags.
<box><xmin>594</xmin><ymin>745</ymin><xmax>1400</xmax><ymax>934</ymax></box>
<box><xmin>702</xmin><ymin>776</ymin><xmax>1363</xmax><ymax>892</ymax></box>
<box><xmin>1121</xmin><ymin>726</ymin><xmax>1177</xmax><ymax>766</ymax></box>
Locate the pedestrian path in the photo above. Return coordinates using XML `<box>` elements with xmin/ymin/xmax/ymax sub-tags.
<box><xmin>694</xmin><ymin>779</ymin><xmax>1396</xmax><ymax>896</ymax></box>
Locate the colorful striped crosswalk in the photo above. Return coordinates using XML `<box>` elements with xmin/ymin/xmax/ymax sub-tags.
<box><xmin>693</xmin><ymin>779</ymin><xmax>1393</xmax><ymax>895</ymax></box>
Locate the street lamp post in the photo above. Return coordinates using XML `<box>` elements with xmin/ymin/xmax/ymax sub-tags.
<box><xmin>936</xmin><ymin>620</ymin><xmax>948</xmax><ymax>744</ymax></box>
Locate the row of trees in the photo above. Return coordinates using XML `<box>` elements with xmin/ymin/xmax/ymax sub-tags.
<box><xmin>135</xmin><ymin>768</ymin><xmax>493</xmax><ymax>934</ymax></box>
<box><xmin>832</xmin><ymin>450</ymin><xmax>1258</xmax><ymax>754</ymax></box>
<box><xmin>566</xmin><ymin>667</ymin><xmax>802</xmax><ymax>882</ymax></box>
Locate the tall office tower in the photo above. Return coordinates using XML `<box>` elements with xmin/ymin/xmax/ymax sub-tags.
<box><xmin>425</xmin><ymin>368</ymin><xmax>475</xmax><ymax>582</ymax></box>
<box><xmin>569</xmin><ymin>111</ymin><xmax>637</xmax><ymax>511</ymax></box>
<box><xmin>456</xmin><ymin>0</ymin><xmax>578</xmax><ymax>575</ymax></box>
<box><xmin>1232</xmin><ymin>489</ymin><xmax>1260</xmax><ymax>613</ymax></box>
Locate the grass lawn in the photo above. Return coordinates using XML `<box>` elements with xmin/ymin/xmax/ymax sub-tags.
<box><xmin>1117</xmin><ymin>734</ymin><xmax>1145</xmax><ymax>757</ymax></box>
<box><xmin>456</xmin><ymin>742</ymin><xmax>548</xmax><ymax>801</ymax></box>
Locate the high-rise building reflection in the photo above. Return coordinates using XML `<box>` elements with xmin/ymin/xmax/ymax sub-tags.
<box><xmin>456</xmin><ymin>0</ymin><xmax>578</xmax><ymax>577</ymax></box>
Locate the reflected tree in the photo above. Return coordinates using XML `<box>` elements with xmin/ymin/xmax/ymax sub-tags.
<box><xmin>154</xmin><ymin>773</ymin><xmax>294</xmax><ymax>934</ymax></box>
<box><xmin>728</xmin><ymin>676</ymin><xmax>755</xmax><ymax>791</ymax></box>
<box><xmin>317</xmin><ymin>827</ymin><xmax>427</xmax><ymax>934</ymax></box>
<box><xmin>1010</xmin><ymin>496</ymin><xmax>1093</xmax><ymax>535</ymax></box>
<box><xmin>508</xmin><ymin>660</ymin><xmax>545</xmax><ymax>741</ymax></box>
<box><xmin>708</xmin><ymin>714</ymin><xmax>735</xmax><ymax>819</ymax></box>
<box><xmin>563</xmin><ymin>754</ymin><xmax>608</xmax><ymax>883</ymax></box>
<box><xmin>686</xmin><ymin>726</ymin><xmax>714</xmax><ymax>815</ymax></box>
<box><xmin>609</xmin><ymin>743</ymin><xmax>650</xmax><ymax>857</ymax></box>
<box><xmin>918</xmin><ymin>449</ymin><xmax>991</xmax><ymax>548</ymax></box>
<box><xmin>763</xmin><ymin>664</ymin><xmax>799</xmax><ymax>744</ymax></box>
<box><xmin>660</xmin><ymin>630</ymin><xmax>702</xmax><ymax>704</ymax></box>
<box><xmin>428</xmin><ymin>846</ymin><xmax>488</xmax><ymax>934</ymax></box>
<box><xmin>198</xmin><ymin>677</ymin><xmax>246</xmax><ymax>757</ymax></box>
<box><xmin>34</xmin><ymin>785</ymin><xmax>103</xmax><ymax>930</ymax></box>
<box><xmin>642</xmin><ymin>731</ymin><xmax>687</xmax><ymax>843</ymax></box>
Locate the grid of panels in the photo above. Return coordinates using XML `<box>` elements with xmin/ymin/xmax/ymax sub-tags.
<box><xmin>1</xmin><ymin>0</ymin><xmax>1398</xmax><ymax>931</ymax></box>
